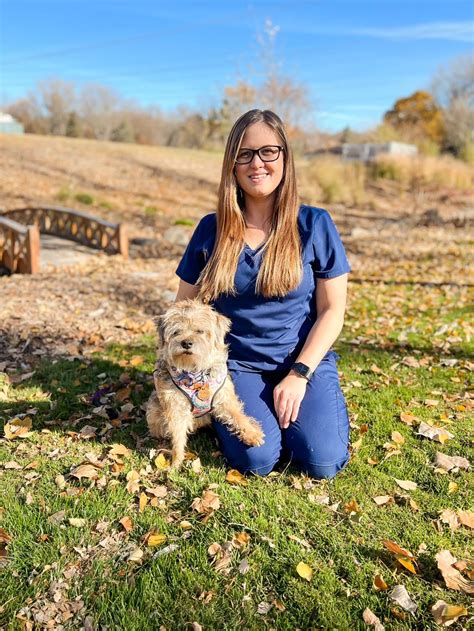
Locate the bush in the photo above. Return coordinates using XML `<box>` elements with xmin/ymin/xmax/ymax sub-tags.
<box><xmin>304</xmin><ymin>156</ymin><xmax>366</xmax><ymax>205</ymax></box>
<box><xmin>75</xmin><ymin>192</ymin><xmax>94</xmax><ymax>205</ymax></box>
<box><xmin>174</xmin><ymin>218</ymin><xmax>195</xmax><ymax>226</ymax></box>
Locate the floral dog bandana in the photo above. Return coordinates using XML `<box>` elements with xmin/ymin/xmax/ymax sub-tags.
<box><xmin>156</xmin><ymin>362</ymin><xmax>227</xmax><ymax>417</ymax></box>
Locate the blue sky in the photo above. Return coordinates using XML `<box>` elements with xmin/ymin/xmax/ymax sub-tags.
<box><xmin>1</xmin><ymin>0</ymin><xmax>472</xmax><ymax>132</ymax></box>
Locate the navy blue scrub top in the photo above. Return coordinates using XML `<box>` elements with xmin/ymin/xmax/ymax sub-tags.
<box><xmin>176</xmin><ymin>205</ymin><xmax>351</xmax><ymax>372</ymax></box>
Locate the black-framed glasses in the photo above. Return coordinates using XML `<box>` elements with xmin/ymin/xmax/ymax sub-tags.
<box><xmin>235</xmin><ymin>145</ymin><xmax>284</xmax><ymax>165</ymax></box>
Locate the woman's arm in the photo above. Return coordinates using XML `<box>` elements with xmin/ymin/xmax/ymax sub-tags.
<box><xmin>175</xmin><ymin>278</ymin><xmax>200</xmax><ymax>301</ymax></box>
<box><xmin>294</xmin><ymin>273</ymin><xmax>348</xmax><ymax>371</ymax></box>
<box><xmin>273</xmin><ymin>273</ymin><xmax>348</xmax><ymax>428</ymax></box>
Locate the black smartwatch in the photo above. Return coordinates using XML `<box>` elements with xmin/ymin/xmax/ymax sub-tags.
<box><xmin>291</xmin><ymin>362</ymin><xmax>313</xmax><ymax>382</ymax></box>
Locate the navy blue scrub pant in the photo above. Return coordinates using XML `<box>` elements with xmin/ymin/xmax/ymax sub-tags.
<box><xmin>212</xmin><ymin>351</ymin><xmax>350</xmax><ymax>479</ymax></box>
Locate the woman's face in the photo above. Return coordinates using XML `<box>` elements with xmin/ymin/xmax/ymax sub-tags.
<box><xmin>234</xmin><ymin>122</ymin><xmax>285</xmax><ymax>203</ymax></box>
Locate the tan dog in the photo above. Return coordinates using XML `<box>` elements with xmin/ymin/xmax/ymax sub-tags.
<box><xmin>146</xmin><ymin>299</ymin><xmax>264</xmax><ymax>469</ymax></box>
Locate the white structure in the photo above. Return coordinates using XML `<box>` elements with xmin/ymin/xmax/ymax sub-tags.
<box><xmin>342</xmin><ymin>141</ymin><xmax>417</xmax><ymax>162</ymax></box>
<box><xmin>0</xmin><ymin>112</ymin><xmax>24</xmax><ymax>134</ymax></box>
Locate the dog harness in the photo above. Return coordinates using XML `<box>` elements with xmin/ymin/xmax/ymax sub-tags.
<box><xmin>156</xmin><ymin>362</ymin><xmax>227</xmax><ymax>418</ymax></box>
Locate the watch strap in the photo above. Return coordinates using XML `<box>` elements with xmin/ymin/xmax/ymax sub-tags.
<box><xmin>291</xmin><ymin>362</ymin><xmax>313</xmax><ymax>381</ymax></box>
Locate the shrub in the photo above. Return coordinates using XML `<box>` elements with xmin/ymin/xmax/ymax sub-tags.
<box><xmin>75</xmin><ymin>192</ymin><xmax>94</xmax><ymax>205</ymax></box>
<box><xmin>304</xmin><ymin>156</ymin><xmax>366</xmax><ymax>205</ymax></box>
<box><xmin>174</xmin><ymin>218</ymin><xmax>195</xmax><ymax>226</ymax></box>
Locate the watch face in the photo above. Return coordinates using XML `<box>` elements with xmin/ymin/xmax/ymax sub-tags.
<box><xmin>293</xmin><ymin>362</ymin><xmax>311</xmax><ymax>377</ymax></box>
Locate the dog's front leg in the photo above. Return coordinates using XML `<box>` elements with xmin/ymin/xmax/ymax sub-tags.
<box><xmin>213</xmin><ymin>388</ymin><xmax>264</xmax><ymax>447</ymax></box>
<box><xmin>168</xmin><ymin>409</ymin><xmax>195</xmax><ymax>470</ymax></box>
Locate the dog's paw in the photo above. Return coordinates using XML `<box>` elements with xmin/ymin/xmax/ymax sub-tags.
<box><xmin>240</xmin><ymin>418</ymin><xmax>265</xmax><ymax>447</ymax></box>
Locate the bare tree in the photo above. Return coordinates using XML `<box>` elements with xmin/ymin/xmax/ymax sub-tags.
<box><xmin>431</xmin><ymin>54</ymin><xmax>474</xmax><ymax>153</ymax></box>
<box><xmin>37</xmin><ymin>78</ymin><xmax>76</xmax><ymax>136</ymax></box>
<box><xmin>79</xmin><ymin>84</ymin><xmax>121</xmax><ymax>140</ymax></box>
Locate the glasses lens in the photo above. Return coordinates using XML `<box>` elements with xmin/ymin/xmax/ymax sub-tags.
<box><xmin>259</xmin><ymin>146</ymin><xmax>280</xmax><ymax>161</ymax></box>
<box><xmin>236</xmin><ymin>149</ymin><xmax>253</xmax><ymax>164</ymax></box>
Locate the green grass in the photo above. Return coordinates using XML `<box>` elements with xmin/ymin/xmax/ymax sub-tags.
<box><xmin>1</xmin><ymin>281</ymin><xmax>472</xmax><ymax>630</ymax></box>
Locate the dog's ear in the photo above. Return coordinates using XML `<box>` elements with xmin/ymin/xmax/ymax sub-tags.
<box><xmin>215</xmin><ymin>312</ymin><xmax>231</xmax><ymax>339</ymax></box>
<box><xmin>152</xmin><ymin>315</ymin><xmax>166</xmax><ymax>344</ymax></box>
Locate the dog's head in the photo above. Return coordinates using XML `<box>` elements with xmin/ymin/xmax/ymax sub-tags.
<box><xmin>154</xmin><ymin>299</ymin><xmax>231</xmax><ymax>371</ymax></box>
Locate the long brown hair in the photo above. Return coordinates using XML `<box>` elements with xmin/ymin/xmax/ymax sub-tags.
<box><xmin>198</xmin><ymin>109</ymin><xmax>302</xmax><ymax>303</ymax></box>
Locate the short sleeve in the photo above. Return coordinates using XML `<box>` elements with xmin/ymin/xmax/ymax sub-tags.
<box><xmin>312</xmin><ymin>209</ymin><xmax>351</xmax><ymax>279</ymax></box>
<box><xmin>175</xmin><ymin>213</ymin><xmax>216</xmax><ymax>285</ymax></box>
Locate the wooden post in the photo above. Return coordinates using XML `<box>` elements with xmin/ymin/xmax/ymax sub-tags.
<box><xmin>26</xmin><ymin>225</ymin><xmax>40</xmax><ymax>273</ymax></box>
<box><xmin>117</xmin><ymin>223</ymin><xmax>128</xmax><ymax>259</ymax></box>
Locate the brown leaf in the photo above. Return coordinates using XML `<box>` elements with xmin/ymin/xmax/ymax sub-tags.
<box><xmin>119</xmin><ymin>516</ymin><xmax>133</xmax><ymax>532</ymax></box>
<box><xmin>382</xmin><ymin>539</ymin><xmax>414</xmax><ymax>558</ymax></box>
<box><xmin>4</xmin><ymin>416</ymin><xmax>33</xmax><ymax>440</ymax></box>
<box><xmin>439</xmin><ymin>509</ymin><xmax>460</xmax><ymax>530</ymax></box>
<box><xmin>435</xmin><ymin>452</ymin><xmax>470</xmax><ymax>472</ymax></box>
<box><xmin>373</xmin><ymin>495</ymin><xmax>394</xmax><ymax>506</ymax></box>
<box><xmin>391</xmin><ymin>431</ymin><xmax>405</xmax><ymax>445</ymax></box>
<box><xmin>70</xmin><ymin>463</ymin><xmax>99</xmax><ymax>480</ymax></box>
<box><xmin>457</xmin><ymin>510</ymin><xmax>474</xmax><ymax>529</ymax></box>
<box><xmin>232</xmin><ymin>532</ymin><xmax>250</xmax><ymax>549</ymax></box>
<box><xmin>362</xmin><ymin>607</ymin><xmax>385</xmax><ymax>630</ymax></box>
<box><xmin>394</xmin><ymin>478</ymin><xmax>417</xmax><ymax>491</ymax></box>
<box><xmin>139</xmin><ymin>492</ymin><xmax>148</xmax><ymax>512</ymax></box>
<box><xmin>395</xmin><ymin>555</ymin><xmax>417</xmax><ymax>575</ymax></box>
<box><xmin>436</xmin><ymin>550</ymin><xmax>474</xmax><ymax>595</ymax></box>
<box><xmin>126</xmin><ymin>470</ymin><xmax>140</xmax><ymax>494</ymax></box>
<box><xmin>400</xmin><ymin>412</ymin><xmax>418</xmax><ymax>426</ymax></box>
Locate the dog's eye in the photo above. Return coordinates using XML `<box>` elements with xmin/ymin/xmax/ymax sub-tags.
<box><xmin>196</xmin><ymin>330</ymin><xmax>204</xmax><ymax>334</ymax></box>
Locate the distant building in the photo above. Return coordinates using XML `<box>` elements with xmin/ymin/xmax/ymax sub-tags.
<box><xmin>341</xmin><ymin>141</ymin><xmax>418</xmax><ymax>162</ymax></box>
<box><xmin>0</xmin><ymin>112</ymin><xmax>24</xmax><ymax>134</ymax></box>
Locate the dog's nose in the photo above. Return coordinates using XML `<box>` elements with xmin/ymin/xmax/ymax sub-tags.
<box><xmin>181</xmin><ymin>340</ymin><xmax>193</xmax><ymax>349</ymax></box>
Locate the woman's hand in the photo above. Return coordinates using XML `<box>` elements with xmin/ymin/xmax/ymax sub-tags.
<box><xmin>273</xmin><ymin>372</ymin><xmax>308</xmax><ymax>429</ymax></box>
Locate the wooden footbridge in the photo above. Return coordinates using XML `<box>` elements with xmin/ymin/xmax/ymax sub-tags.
<box><xmin>0</xmin><ymin>206</ymin><xmax>128</xmax><ymax>273</ymax></box>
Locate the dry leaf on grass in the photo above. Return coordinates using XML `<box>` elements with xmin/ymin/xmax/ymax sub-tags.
<box><xmin>389</xmin><ymin>585</ymin><xmax>417</xmax><ymax>614</ymax></box>
<box><xmin>399</xmin><ymin>412</ymin><xmax>419</xmax><ymax>426</ymax></box>
<box><xmin>68</xmin><ymin>518</ymin><xmax>86</xmax><ymax>528</ymax></box>
<box><xmin>257</xmin><ymin>601</ymin><xmax>272</xmax><ymax>615</ymax></box>
<box><xmin>146</xmin><ymin>532</ymin><xmax>167</xmax><ymax>547</ymax></box>
<box><xmin>109</xmin><ymin>444</ymin><xmax>131</xmax><ymax>458</ymax></box>
<box><xmin>382</xmin><ymin>540</ymin><xmax>417</xmax><ymax>574</ymax></box>
<box><xmin>439</xmin><ymin>509</ymin><xmax>460</xmax><ymax>530</ymax></box>
<box><xmin>391</xmin><ymin>431</ymin><xmax>405</xmax><ymax>445</ymax></box>
<box><xmin>457</xmin><ymin>510</ymin><xmax>474</xmax><ymax>529</ymax></box>
<box><xmin>417</xmin><ymin>422</ymin><xmax>453</xmax><ymax>444</ymax></box>
<box><xmin>373</xmin><ymin>495</ymin><xmax>394</xmax><ymax>506</ymax></box>
<box><xmin>70</xmin><ymin>463</ymin><xmax>99</xmax><ymax>480</ymax></box>
<box><xmin>4</xmin><ymin>416</ymin><xmax>33</xmax><ymax>439</ymax></box>
<box><xmin>154</xmin><ymin>453</ymin><xmax>170</xmax><ymax>470</ymax></box>
<box><xmin>191</xmin><ymin>489</ymin><xmax>221</xmax><ymax>514</ymax></box>
<box><xmin>362</xmin><ymin>607</ymin><xmax>385</xmax><ymax>630</ymax></box>
<box><xmin>126</xmin><ymin>470</ymin><xmax>140</xmax><ymax>494</ymax></box>
<box><xmin>119</xmin><ymin>516</ymin><xmax>133</xmax><ymax>532</ymax></box>
<box><xmin>373</xmin><ymin>574</ymin><xmax>388</xmax><ymax>591</ymax></box>
<box><xmin>431</xmin><ymin>600</ymin><xmax>468</xmax><ymax>626</ymax></box>
<box><xmin>394</xmin><ymin>479</ymin><xmax>417</xmax><ymax>491</ymax></box>
<box><xmin>434</xmin><ymin>452</ymin><xmax>470</xmax><ymax>472</ymax></box>
<box><xmin>139</xmin><ymin>492</ymin><xmax>148</xmax><ymax>512</ymax></box>
<box><xmin>226</xmin><ymin>469</ymin><xmax>248</xmax><ymax>486</ymax></box>
<box><xmin>436</xmin><ymin>550</ymin><xmax>474</xmax><ymax>595</ymax></box>
<box><xmin>127</xmin><ymin>546</ymin><xmax>143</xmax><ymax>563</ymax></box>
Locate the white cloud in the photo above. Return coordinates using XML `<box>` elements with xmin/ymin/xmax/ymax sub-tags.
<box><xmin>335</xmin><ymin>21</ymin><xmax>473</xmax><ymax>43</ymax></box>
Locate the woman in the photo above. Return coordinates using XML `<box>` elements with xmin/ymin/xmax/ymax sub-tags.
<box><xmin>174</xmin><ymin>109</ymin><xmax>351</xmax><ymax>479</ymax></box>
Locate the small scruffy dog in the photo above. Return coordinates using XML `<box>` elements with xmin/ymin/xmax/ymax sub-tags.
<box><xmin>146</xmin><ymin>299</ymin><xmax>264</xmax><ymax>469</ymax></box>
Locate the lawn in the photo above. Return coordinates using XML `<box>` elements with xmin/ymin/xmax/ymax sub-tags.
<box><xmin>1</xmin><ymin>279</ymin><xmax>472</xmax><ymax>630</ymax></box>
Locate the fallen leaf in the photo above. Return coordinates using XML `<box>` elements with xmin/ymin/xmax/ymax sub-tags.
<box><xmin>154</xmin><ymin>453</ymin><xmax>170</xmax><ymax>470</ymax></box>
<box><xmin>127</xmin><ymin>546</ymin><xmax>143</xmax><ymax>562</ymax></box>
<box><xmin>373</xmin><ymin>495</ymin><xmax>394</xmax><ymax>506</ymax></box>
<box><xmin>70</xmin><ymin>463</ymin><xmax>99</xmax><ymax>480</ymax></box>
<box><xmin>126</xmin><ymin>470</ymin><xmax>140</xmax><ymax>494</ymax></box>
<box><xmin>394</xmin><ymin>479</ymin><xmax>417</xmax><ymax>491</ymax></box>
<box><xmin>238</xmin><ymin>559</ymin><xmax>250</xmax><ymax>574</ymax></box>
<box><xmin>373</xmin><ymin>574</ymin><xmax>388</xmax><ymax>591</ymax></box>
<box><xmin>4</xmin><ymin>416</ymin><xmax>33</xmax><ymax>439</ymax></box>
<box><xmin>147</xmin><ymin>533</ymin><xmax>167</xmax><ymax>547</ymax></box>
<box><xmin>391</xmin><ymin>431</ymin><xmax>405</xmax><ymax>445</ymax></box>
<box><xmin>447</xmin><ymin>481</ymin><xmax>458</xmax><ymax>494</ymax></box>
<box><xmin>431</xmin><ymin>600</ymin><xmax>468</xmax><ymax>626</ymax></box>
<box><xmin>4</xmin><ymin>461</ymin><xmax>22</xmax><ymax>469</ymax></box>
<box><xmin>119</xmin><ymin>516</ymin><xmax>133</xmax><ymax>532</ymax></box>
<box><xmin>440</xmin><ymin>509</ymin><xmax>460</xmax><ymax>530</ymax></box>
<box><xmin>191</xmin><ymin>457</ymin><xmax>202</xmax><ymax>473</ymax></box>
<box><xmin>179</xmin><ymin>520</ymin><xmax>192</xmax><ymax>530</ymax></box>
<box><xmin>343</xmin><ymin>499</ymin><xmax>363</xmax><ymax>518</ymax></box>
<box><xmin>435</xmin><ymin>452</ymin><xmax>470</xmax><ymax>472</ymax></box>
<box><xmin>296</xmin><ymin>561</ymin><xmax>313</xmax><ymax>582</ymax></box>
<box><xmin>139</xmin><ymin>492</ymin><xmax>148</xmax><ymax>512</ymax></box>
<box><xmin>424</xmin><ymin>399</ymin><xmax>439</xmax><ymax>407</ymax></box>
<box><xmin>109</xmin><ymin>444</ymin><xmax>131</xmax><ymax>458</ymax></box>
<box><xmin>226</xmin><ymin>469</ymin><xmax>248</xmax><ymax>486</ymax></box>
<box><xmin>400</xmin><ymin>412</ymin><xmax>418</xmax><ymax>426</ymax></box>
<box><xmin>232</xmin><ymin>532</ymin><xmax>250</xmax><ymax>549</ymax></box>
<box><xmin>436</xmin><ymin>550</ymin><xmax>474</xmax><ymax>595</ymax></box>
<box><xmin>257</xmin><ymin>601</ymin><xmax>272</xmax><ymax>615</ymax></box>
<box><xmin>457</xmin><ymin>510</ymin><xmax>474</xmax><ymax>529</ymax></box>
<box><xmin>417</xmin><ymin>422</ymin><xmax>453</xmax><ymax>444</ymax></box>
<box><xmin>145</xmin><ymin>485</ymin><xmax>168</xmax><ymax>498</ymax></box>
<box><xmin>395</xmin><ymin>555</ymin><xmax>417</xmax><ymax>575</ymax></box>
<box><xmin>362</xmin><ymin>607</ymin><xmax>385</xmax><ymax>630</ymax></box>
<box><xmin>382</xmin><ymin>540</ymin><xmax>414</xmax><ymax>558</ymax></box>
<box><xmin>389</xmin><ymin>585</ymin><xmax>417</xmax><ymax>615</ymax></box>
<box><xmin>208</xmin><ymin>542</ymin><xmax>222</xmax><ymax>557</ymax></box>
<box><xmin>68</xmin><ymin>518</ymin><xmax>86</xmax><ymax>528</ymax></box>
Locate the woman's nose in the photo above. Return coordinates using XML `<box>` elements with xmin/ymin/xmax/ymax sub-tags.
<box><xmin>249</xmin><ymin>151</ymin><xmax>265</xmax><ymax>167</ymax></box>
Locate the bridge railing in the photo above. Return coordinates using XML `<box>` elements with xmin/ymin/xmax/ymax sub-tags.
<box><xmin>0</xmin><ymin>216</ymin><xmax>40</xmax><ymax>273</ymax></box>
<box><xmin>0</xmin><ymin>206</ymin><xmax>128</xmax><ymax>274</ymax></box>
